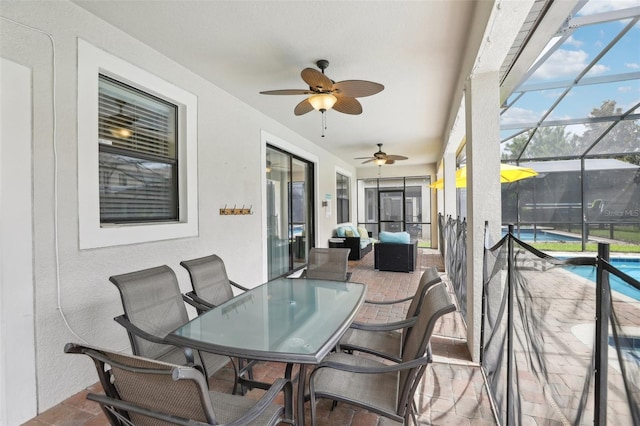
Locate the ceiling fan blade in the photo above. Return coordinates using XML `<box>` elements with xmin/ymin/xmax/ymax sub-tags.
<box><xmin>333</xmin><ymin>97</ymin><xmax>362</xmax><ymax>115</ymax></box>
<box><xmin>385</xmin><ymin>160</ymin><xmax>396</xmax><ymax>165</ymax></box>
<box><xmin>386</xmin><ymin>155</ymin><xmax>408</xmax><ymax>161</ymax></box>
<box><xmin>353</xmin><ymin>156</ymin><xmax>374</xmax><ymax>160</ymax></box>
<box><xmin>260</xmin><ymin>89</ymin><xmax>313</xmax><ymax>95</ymax></box>
<box><xmin>361</xmin><ymin>158</ymin><xmax>375</xmax><ymax>164</ymax></box>
<box><xmin>333</xmin><ymin>80</ymin><xmax>384</xmax><ymax>98</ymax></box>
<box><xmin>294</xmin><ymin>99</ymin><xmax>314</xmax><ymax>116</ymax></box>
<box><xmin>301</xmin><ymin>68</ymin><xmax>333</xmax><ymax>92</ymax></box>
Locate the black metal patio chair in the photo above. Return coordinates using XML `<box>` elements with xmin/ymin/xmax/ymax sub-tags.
<box><xmin>337</xmin><ymin>266</ymin><xmax>442</xmax><ymax>362</ymax></box>
<box><xmin>109</xmin><ymin>265</ymin><xmax>232</xmax><ymax>386</ymax></box>
<box><xmin>309</xmin><ymin>281</ymin><xmax>456</xmax><ymax>425</ymax></box>
<box><xmin>180</xmin><ymin>254</ymin><xmax>250</xmax><ymax>314</ymax></box>
<box><xmin>64</xmin><ymin>343</ymin><xmax>293</xmax><ymax>426</ymax></box>
<box><xmin>304</xmin><ymin>247</ymin><xmax>351</xmax><ymax>281</ymax></box>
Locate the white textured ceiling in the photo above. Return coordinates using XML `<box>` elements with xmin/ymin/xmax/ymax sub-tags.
<box><xmin>73</xmin><ymin>0</ymin><xmax>489</xmax><ymax>169</ymax></box>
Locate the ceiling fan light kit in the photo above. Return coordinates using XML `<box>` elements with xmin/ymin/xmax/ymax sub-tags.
<box><xmin>355</xmin><ymin>143</ymin><xmax>408</xmax><ymax>167</ymax></box>
<box><xmin>308</xmin><ymin>93</ymin><xmax>337</xmax><ymax>111</ymax></box>
<box><xmin>110</xmin><ymin>126</ymin><xmax>133</xmax><ymax>139</ymax></box>
<box><xmin>260</xmin><ymin>59</ymin><xmax>384</xmax><ymax>136</ymax></box>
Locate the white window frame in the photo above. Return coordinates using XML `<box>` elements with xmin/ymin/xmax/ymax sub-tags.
<box><xmin>78</xmin><ymin>39</ymin><xmax>198</xmax><ymax>249</ymax></box>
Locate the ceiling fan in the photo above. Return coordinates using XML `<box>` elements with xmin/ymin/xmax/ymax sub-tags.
<box><xmin>260</xmin><ymin>60</ymin><xmax>384</xmax><ymax>136</ymax></box>
<box><xmin>355</xmin><ymin>143</ymin><xmax>408</xmax><ymax>166</ymax></box>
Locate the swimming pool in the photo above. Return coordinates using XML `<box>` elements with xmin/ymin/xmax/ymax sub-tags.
<box><xmin>564</xmin><ymin>258</ymin><xmax>640</xmax><ymax>301</ymax></box>
<box><xmin>503</xmin><ymin>228</ymin><xmax>582</xmax><ymax>242</ymax></box>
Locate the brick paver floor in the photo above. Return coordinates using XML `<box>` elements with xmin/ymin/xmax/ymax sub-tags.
<box><xmin>24</xmin><ymin>248</ymin><xmax>496</xmax><ymax>425</ymax></box>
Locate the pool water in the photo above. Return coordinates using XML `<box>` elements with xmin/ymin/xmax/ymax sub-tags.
<box><xmin>503</xmin><ymin>229</ymin><xmax>582</xmax><ymax>242</ymax></box>
<box><xmin>609</xmin><ymin>335</ymin><xmax>640</xmax><ymax>363</ymax></box>
<box><xmin>564</xmin><ymin>258</ymin><xmax>640</xmax><ymax>301</ymax></box>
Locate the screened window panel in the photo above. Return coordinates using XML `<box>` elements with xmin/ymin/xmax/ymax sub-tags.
<box><xmin>98</xmin><ymin>75</ymin><xmax>178</xmax><ymax>223</ymax></box>
<box><xmin>500</xmin><ymin>90</ymin><xmax>558</xmax><ymax>127</ymax></box>
<box><xmin>543</xmin><ymin>82</ymin><xmax>637</xmax><ymax>124</ymax></box>
<box><xmin>520</xmin><ymin>125</ymin><xmax>584</xmax><ymax>160</ymax></box>
<box><xmin>528</xmin><ymin>21</ymin><xmax>622</xmax><ymax>85</ymax></box>
<box><xmin>588</xmin><ymin>119</ymin><xmax>640</xmax><ymax>156</ymax></box>
<box><xmin>501</xmin><ymin>130</ymin><xmax>532</xmax><ymax>160</ymax></box>
<box><xmin>583</xmin><ymin>20</ymin><xmax>639</xmax><ymax>80</ymax></box>
<box><xmin>584</xmin><ymin>162</ymin><xmax>640</xmax><ymax>223</ymax></box>
<box><xmin>574</xmin><ymin>121</ymin><xmax>613</xmax><ymax>154</ymax></box>
<box><xmin>358</xmin><ymin>179</ymin><xmax>378</xmax><ymax>224</ymax></box>
<box><xmin>500</xmin><ymin>128</ymin><xmax>527</xmax><ymax>143</ymax></box>
<box><xmin>336</xmin><ymin>173</ymin><xmax>350</xmax><ymax>224</ymax></box>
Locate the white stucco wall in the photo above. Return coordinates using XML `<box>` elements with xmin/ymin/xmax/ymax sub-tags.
<box><xmin>0</xmin><ymin>57</ymin><xmax>37</xmax><ymax>426</ymax></box>
<box><xmin>0</xmin><ymin>1</ymin><xmax>354</xmax><ymax>415</ymax></box>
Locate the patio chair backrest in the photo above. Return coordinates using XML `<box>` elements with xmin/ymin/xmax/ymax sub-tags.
<box><xmin>109</xmin><ymin>265</ymin><xmax>189</xmax><ymax>360</ymax></box>
<box><xmin>180</xmin><ymin>254</ymin><xmax>235</xmax><ymax>306</ymax></box>
<box><xmin>421</xmin><ymin>266</ymin><xmax>440</xmax><ymax>287</ymax></box>
<box><xmin>400</xmin><ymin>269</ymin><xmax>442</xmax><ymax>350</ymax></box>
<box><xmin>65</xmin><ymin>343</ymin><xmax>218</xmax><ymax>425</ymax></box>
<box><xmin>404</xmin><ymin>268</ymin><xmax>442</xmax><ymax>321</ymax></box>
<box><xmin>397</xmin><ymin>282</ymin><xmax>455</xmax><ymax>414</ymax></box>
<box><xmin>306</xmin><ymin>248</ymin><xmax>351</xmax><ymax>281</ymax></box>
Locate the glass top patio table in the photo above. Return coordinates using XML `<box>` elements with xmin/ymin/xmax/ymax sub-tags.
<box><xmin>168</xmin><ymin>277</ymin><xmax>367</xmax><ymax>364</ymax></box>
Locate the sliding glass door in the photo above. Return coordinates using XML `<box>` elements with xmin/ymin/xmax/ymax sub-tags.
<box><xmin>266</xmin><ymin>146</ymin><xmax>314</xmax><ymax>279</ymax></box>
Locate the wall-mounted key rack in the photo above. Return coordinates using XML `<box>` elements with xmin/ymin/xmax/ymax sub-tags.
<box><xmin>220</xmin><ymin>205</ymin><xmax>253</xmax><ymax>215</ymax></box>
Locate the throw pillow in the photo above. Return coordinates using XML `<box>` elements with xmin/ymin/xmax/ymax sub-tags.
<box><xmin>379</xmin><ymin>231</ymin><xmax>410</xmax><ymax>244</ymax></box>
<box><xmin>358</xmin><ymin>226</ymin><xmax>370</xmax><ymax>239</ymax></box>
<box><xmin>336</xmin><ymin>226</ymin><xmax>346</xmax><ymax>237</ymax></box>
<box><xmin>345</xmin><ymin>230</ymin><xmax>355</xmax><ymax>237</ymax></box>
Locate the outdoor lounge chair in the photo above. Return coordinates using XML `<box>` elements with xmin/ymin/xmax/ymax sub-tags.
<box><xmin>64</xmin><ymin>343</ymin><xmax>293</xmax><ymax>426</ymax></box>
<box><xmin>338</xmin><ymin>267</ymin><xmax>442</xmax><ymax>362</ymax></box>
<box><xmin>109</xmin><ymin>265</ymin><xmax>232</xmax><ymax>385</ymax></box>
<box><xmin>308</xmin><ymin>282</ymin><xmax>456</xmax><ymax>425</ymax></box>
<box><xmin>304</xmin><ymin>247</ymin><xmax>351</xmax><ymax>281</ymax></box>
<box><xmin>180</xmin><ymin>254</ymin><xmax>251</xmax><ymax>314</ymax></box>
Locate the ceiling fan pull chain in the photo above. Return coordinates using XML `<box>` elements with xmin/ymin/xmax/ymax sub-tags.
<box><xmin>321</xmin><ymin>110</ymin><xmax>327</xmax><ymax>137</ymax></box>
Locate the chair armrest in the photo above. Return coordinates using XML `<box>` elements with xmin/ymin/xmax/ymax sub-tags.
<box><xmin>87</xmin><ymin>393</ymin><xmax>198</xmax><ymax>426</ymax></box>
<box><xmin>113</xmin><ymin>315</ymin><xmax>196</xmax><ymax>365</ymax></box>
<box><xmin>313</xmin><ymin>355</ymin><xmax>428</xmax><ymax>376</ymax></box>
<box><xmin>182</xmin><ymin>292</ymin><xmax>216</xmax><ymax>311</ymax></box>
<box><xmin>226</xmin><ymin>377</ymin><xmax>293</xmax><ymax>426</ymax></box>
<box><xmin>230</xmin><ymin>280</ymin><xmax>251</xmax><ymax>292</ymax></box>
<box><xmin>349</xmin><ymin>317</ymin><xmax>416</xmax><ymax>332</ymax></box>
<box><xmin>364</xmin><ymin>295</ymin><xmax>413</xmax><ymax>305</ymax></box>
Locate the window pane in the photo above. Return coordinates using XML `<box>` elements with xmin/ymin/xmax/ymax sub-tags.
<box><xmin>99</xmin><ymin>149</ymin><xmax>177</xmax><ymax>222</ymax></box>
<box><xmin>98</xmin><ymin>75</ymin><xmax>178</xmax><ymax>224</ymax></box>
<box><xmin>99</xmin><ymin>75</ymin><xmax>177</xmax><ymax>160</ymax></box>
<box><xmin>336</xmin><ymin>173</ymin><xmax>350</xmax><ymax>224</ymax></box>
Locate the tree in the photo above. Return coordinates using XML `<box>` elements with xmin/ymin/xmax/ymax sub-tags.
<box><xmin>501</xmin><ymin>100</ymin><xmax>639</xmax><ymax>165</ymax></box>
<box><xmin>501</xmin><ymin>125</ymin><xmax>580</xmax><ymax>160</ymax></box>
<box><xmin>580</xmin><ymin>100</ymin><xmax>640</xmax><ymax>165</ymax></box>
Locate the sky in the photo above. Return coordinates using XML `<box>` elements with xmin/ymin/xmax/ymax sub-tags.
<box><xmin>500</xmin><ymin>0</ymin><xmax>640</xmax><ymax>142</ymax></box>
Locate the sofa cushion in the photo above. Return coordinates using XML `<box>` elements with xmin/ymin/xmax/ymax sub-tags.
<box><xmin>379</xmin><ymin>231</ymin><xmax>410</xmax><ymax>244</ymax></box>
